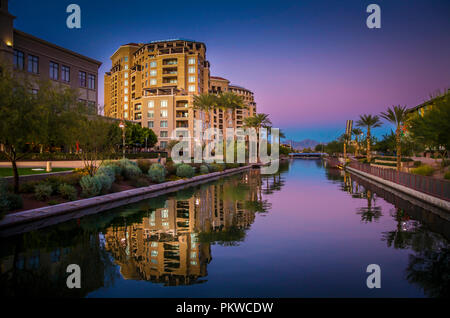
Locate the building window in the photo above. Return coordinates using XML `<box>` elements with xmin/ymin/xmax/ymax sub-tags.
<box><xmin>188</xmin><ymin>76</ymin><xmax>196</xmax><ymax>83</ymax></box>
<box><xmin>160</xmin><ymin>141</ymin><xmax>167</xmax><ymax>149</ymax></box>
<box><xmin>148</xmin><ymin>121</ymin><xmax>154</xmax><ymax>128</ymax></box>
<box><xmin>27</xmin><ymin>55</ymin><xmax>39</xmax><ymax>74</ymax></box>
<box><xmin>135</xmin><ymin>103</ymin><xmax>141</xmax><ymax>111</ymax></box>
<box><xmin>124</xmin><ymin>103</ymin><xmax>128</xmax><ymax>110</ymax></box>
<box><xmin>160</xmin><ymin>131</ymin><xmax>168</xmax><ymax>137</ymax></box>
<box><xmin>124</xmin><ymin>72</ymin><xmax>128</xmax><ymax>78</ymax></box>
<box><xmin>88</xmin><ymin>74</ymin><xmax>96</xmax><ymax>89</ymax></box>
<box><xmin>188</xmin><ymin>66</ymin><xmax>195</xmax><ymax>74</ymax></box>
<box><xmin>148</xmin><ymin>110</ymin><xmax>154</xmax><ymax>118</ymax></box>
<box><xmin>124</xmin><ymin>64</ymin><xmax>128</xmax><ymax>70</ymax></box>
<box><xmin>150</xmin><ymin>79</ymin><xmax>157</xmax><ymax>85</ymax></box>
<box><xmin>135</xmin><ymin>113</ymin><xmax>142</xmax><ymax>120</ymax></box>
<box><xmin>124</xmin><ymin>112</ymin><xmax>128</xmax><ymax>119</ymax></box>
<box><xmin>124</xmin><ymin>96</ymin><xmax>128</xmax><ymax>102</ymax></box>
<box><xmin>124</xmin><ymin>88</ymin><xmax>128</xmax><ymax>94</ymax></box>
<box><xmin>124</xmin><ymin>56</ymin><xmax>128</xmax><ymax>62</ymax></box>
<box><xmin>188</xmin><ymin>85</ymin><xmax>196</xmax><ymax>92</ymax></box>
<box><xmin>61</xmin><ymin>65</ymin><xmax>70</xmax><ymax>82</ymax></box>
<box><xmin>161</xmin><ymin>100</ymin><xmax>168</xmax><ymax>107</ymax></box>
<box><xmin>49</xmin><ymin>62</ymin><xmax>59</xmax><ymax>80</ymax></box>
<box><xmin>124</xmin><ymin>80</ymin><xmax>128</xmax><ymax>86</ymax></box>
<box><xmin>79</xmin><ymin>71</ymin><xmax>86</xmax><ymax>87</ymax></box>
<box><xmin>13</xmin><ymin>50</ymin><xmax>24</xmax><ymax>70</ymax></box>
<box><xmin>160</xmin><ymin>121</ymin><xmax>168</xmax><ymax>128</ymax></box>
<box><xmin>150</xmin><ymin>69</ymin><xmax>157</xmax><ymax>76</ymax></box>
<box><xmin>160</xmin><ymin>110</ymin><xmax>168</xmax><ymax>117</ymax></box>
<box><xmin>188</xmin><ymin>57</ymin><xmax>196</xmax><ymax>65</ymax></box>
<box><xmin>150</xmin><ymin>61</ymin><xmax>157</xmax><ymax>68</ymax></box>
<box><xmin>148</xmin><ymin>101</ymin><xmax>154</xmax><ymax>108</ymax></box>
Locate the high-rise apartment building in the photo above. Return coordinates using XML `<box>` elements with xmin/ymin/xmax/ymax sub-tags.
<box><xmin>0</xmin><ymin>0</ymin><xmax>101</xmax><ymax>112</ymax></box>
<box><xmin>104</xmin><ymin>39</ymin><xmax>257</xmax><ymax>149</ymax></box>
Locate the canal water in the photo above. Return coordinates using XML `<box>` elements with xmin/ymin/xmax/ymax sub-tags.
<box><xmin>0</xmin><ymin>159</ymin><xmax>448</xmax><ymax>297</ymax></box>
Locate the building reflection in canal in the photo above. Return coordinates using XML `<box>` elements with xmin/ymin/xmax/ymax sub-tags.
<box><xmin>325</xmin><ymin>167</ymin><xmax>450</xmax><ymax>298</ymax></box>
<box><xmin>0</xmin><ymin>164</ymin><xmax>289</xmax><ymax>294</ymax></box>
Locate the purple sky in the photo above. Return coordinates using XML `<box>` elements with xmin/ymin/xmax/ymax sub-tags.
<box><xmin>10</xmin><ymin>0</ymin><xmax>450</xmax><ymax>141</ymax></box>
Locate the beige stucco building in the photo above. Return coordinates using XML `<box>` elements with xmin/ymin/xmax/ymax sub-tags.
<box><xmin>0</xmin><ymin>0</ymin><xmax>101</xmax><ymax>112</ymax></box>
<box><xmin>104</xmin><ymin>39</ymin><xmax>256</xmax><ymax>149</ymax></box>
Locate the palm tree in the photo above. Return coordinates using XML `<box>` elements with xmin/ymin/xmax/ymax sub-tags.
<box><xmin>192</xmin><ymin>93</ymin><xmax>218</xmax><ymax>127</ymax></box>
<box><xmin>352</xmin><ymin>128</ymin><xmax>363</xmax><ymax>156</ymax></box>
<box><xmin>244</xmin><ymin>113</ymin><xmax>272</xmax><ymax>162</ymax></box>
<box><xmin>380</xmin><ymin>105</ymin><xmax>408</xmax><ymax>171</ymax></box>
<box><xmin>356</xmin><ymin>114</ymin><xmax>382</xmax><ymax>163</ymax></box>
<box><xmin>217</xmin><ymin>91</ymin><xmax>247</xmax><ymax>128</ymax></box>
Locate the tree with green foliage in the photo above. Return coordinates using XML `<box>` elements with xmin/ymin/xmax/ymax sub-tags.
<box><xmin>408</xmin><ymin>94</ymin><xmax>450</xmax><ymax>166</ymax></box>
<box><xmin>0</xmin><ymin>69</ymin><xmax>81</xmax><ymax>192</ymax></box>
<box><xmin>356</xmin><ymin>114</ymin><xmax>382</xmax><ymax>163</ymax></box>
<box><xmin>192</xmin><ymin>93</ymin><xmax>218</xmax><ymax>126</ymax></box>
<box><xmin>381</xmin><ymin>105</ymin><xmax>409</xmax><ymax>171</ymax></box>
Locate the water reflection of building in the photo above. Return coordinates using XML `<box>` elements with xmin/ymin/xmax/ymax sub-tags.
<box><xmin>104</xmin><ymin>169</ymin><xmax>262</xmax><ymax>286</ymax></box>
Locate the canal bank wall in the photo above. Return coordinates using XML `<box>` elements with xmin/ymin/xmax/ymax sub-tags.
<box><xmin>346</xmin><ymin>166</ymin><xmax>450</xmax><ymax>212</ymax></box>
<box><xmin>0</xmin><ymin>165</ymin><xmax>254</xmax><ymax>236</ymax></box>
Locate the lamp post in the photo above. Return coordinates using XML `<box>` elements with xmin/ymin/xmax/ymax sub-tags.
<box><xmin>119</xmin><ymin>122</ymin><xmax>125</xmax><ymax>159</ymax></box>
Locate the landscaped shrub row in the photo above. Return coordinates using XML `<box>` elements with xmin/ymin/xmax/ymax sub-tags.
<box><xmin>410</xmin><ymin>164</ymin><xmax>435</xmax><ymax>176</ymax></box>
<box><xmin>1</xmin><ymin>159</ymin><xmax>246</xmax><ymax>212</ymax></box>
<box><xmin>373</xmin><ymin>157</ymin><xmax>413</xmax><ymax>162</ymax></box>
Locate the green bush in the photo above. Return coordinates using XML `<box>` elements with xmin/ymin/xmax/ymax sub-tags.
<box><xmin>148</xmin><ymin>163</ymin><xmax>166</xmax><ymax>183</ymax></box>
<box><xmin>176</xmin><ymin>164</ymin><xmax>195</xmax><ymax>178</ymax></box>
<box><xmin>5</xmin><ymin>193</ymin><xmax>23</xmax><ymax>210</ymax></box>
<box><xmin>411</xmin><ymin>164</ymin><xmax>434</xmax><ymax>176</ymax></box>
<box><xmin>225</xmin><ymin>163</ymin><xmax>240</xmax><ymax>169</ymax></box>
<box><xmin>34</xmin><ymin>183</ymin><xmax>53</xmax><ymax>201</ymax></box>
<box><xmin>132</xmin><ymin>177</ymin><xmax>151</xmax><ymax>187</ymax></box>
<box><xmin>137</xmin><ymin>159</ymin><xmax>152</xmax><ymax>174</ymax></box>
<box><xmin>96</xmin><ymin>166</ymin><xmax>116</xmax><ymax>192</ymax></box>
<box><xmin>80</xmin><ymin>175</ymin><xmax>102</xmax><ymax>197</ymax></box>
<box><xmin>209</xmin><ymin>163</ymin><xmax>225</xmax><ymax>172</ymax></box>
<box><xmin>199</xmin><ymin>165</ymin><xmax>209</xmax><ymax>174</ymax></box>
<box><xmin>444</xmin><ymin>171</ymin><xmax>450</xmax><ymax>180</ymax></box>
<box><xmin>58</xmin><ymin>183</ymin><xmax>77</xmax><ymax>201</ymax></box>
<box><xmin>122</xmin><ymin>164</ymin><xmax>142</xmax><ymax>180</ymax></box>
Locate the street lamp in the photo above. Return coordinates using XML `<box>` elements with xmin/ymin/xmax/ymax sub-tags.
<box><xmin>119</xmin><ymin>121</ymin><xmax>125</xmax><ymax>159</ymax></box>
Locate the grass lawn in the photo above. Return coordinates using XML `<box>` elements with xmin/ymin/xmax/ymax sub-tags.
<box><xmin>0</xmin><ymin>167</ymin><xmax>74</xmax><ymax>177</ymax></box>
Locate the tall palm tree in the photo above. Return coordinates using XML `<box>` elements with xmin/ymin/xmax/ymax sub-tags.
<box><xmin>244</xmin><ymin>113</ymin><xmax>272</xmax><ymax>162</ymax></box>
<box><xmin>192</xmin><ymin>93</ymin><xmax>218</xmax><ymax>127</ymax></box>
<box><xmin>380</xmin><ymin>105</ymin><xmax>408</xmax><ymax>171</ymax></box>
<box><xmin>217</xmin><ymin>91</ymin><xmax>247</xmax><ymax>128</ymax></box>
<box><xmin>352</xmin><ymin>128</ymin><xmax>363</xmax><ymax>156</ymax></box>
<box><xmin>356</xmin><ymin>114</ymin><xmax>382</xmax><ymax>163</ymax></box>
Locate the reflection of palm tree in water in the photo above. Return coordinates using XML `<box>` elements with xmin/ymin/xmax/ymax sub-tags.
<box><xmin>381</xmin><ymin>209</ymin><xmax>450</xmax><ymax>297</ymax></box>
<box><xmin>356</xmin><ymin>190</ymin><xmax>382</xmax><ymax>223</ymax></box>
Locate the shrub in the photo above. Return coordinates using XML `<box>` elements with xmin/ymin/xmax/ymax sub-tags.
<box><xmin>413</xmin><ymin>161</ymin><xmax>422</xmax><ymax>168</ymax></box>
<box><xmin>5</xmin><ymin>193</ymin><xmax>23</xmax><ymax>210</ymax></box>
<box><xmin>137</xmin><ymin>159</ymin><xmax>152</xmax><ymax>174</ymax></box>
<box><xmin>209</xmin><ymin>163</ymin><xmax>225</xmax><ymax>172</ymax></box>
<box><xmin>225</xmin><ymin>163</ymin><xmax>240</xmax><ymax>169</ymax></box>
<box><xmin>411</xmin><ymin>164</ymin><xmax>434</xmax><ymax>176</ymax></box>
<box><xmin>58</xmin><ymin>183</ymin><xmax>78</xmax><ymax>201</ymax></box>
<box><xmin>122</xmin><ymin>164</ymin><xmax>142</xmax><ymax>180</ymax></box>
<box><xmin>176</xmin><ymin>164</ymin><xmax>195</xmax><ymax>178</ymax></box>
<box><xmin>80</xmin><ymin>175</ymin><xmax>102</xmax><ymax>197</ymax></box>
<box><xmin>0</xmin><ymin>178</ymin><xmax>8</xmax><ymax>194</ymax></box>
<box><xmin>132</xmin><ymin>177</ymin><xmax>151</xmax><ymax>187</ymax></box>
<box><xmin>444</xmin><ymin>171</ymin><xmax>450</xmax><ymax>180</ymax></box>
<box><xmin>96</xmin><ymin>174</ymin><xmax>114</xmax><ymax>193</ymax></box>
<box><xmin>97</xmin><ymin>166</ymin><xmax>116</xmax><ymax>179</ymax></box>
<box><xmin>165</xmin><ymin>160</ymin><xmax>178</xmax><ymax>175</ymax></box>
<box><xmin>34</xmin><ymin>183</ymin><xmax>53</xmax><ymax>201</ymax></box>
<box><xmin>199</xmin><ymin>165</ymin><xmax>209</xmax><ymax>174</ymax></box>
<box><xmin>148</xmin><ymin>163</ymin><xmax>166</xmax><ymax>183</ymax></box>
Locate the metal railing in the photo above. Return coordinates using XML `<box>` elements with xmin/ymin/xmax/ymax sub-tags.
<box><xmin>349</xmin><ymin>161</ymin><xmax>450</xmax><ymax>201</ymax></box>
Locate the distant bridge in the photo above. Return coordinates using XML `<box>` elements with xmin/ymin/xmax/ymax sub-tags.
<box><xmin>288</xmin><ymin>152</ymin><xmax>327</xmax><ymax>159</ymax></box>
